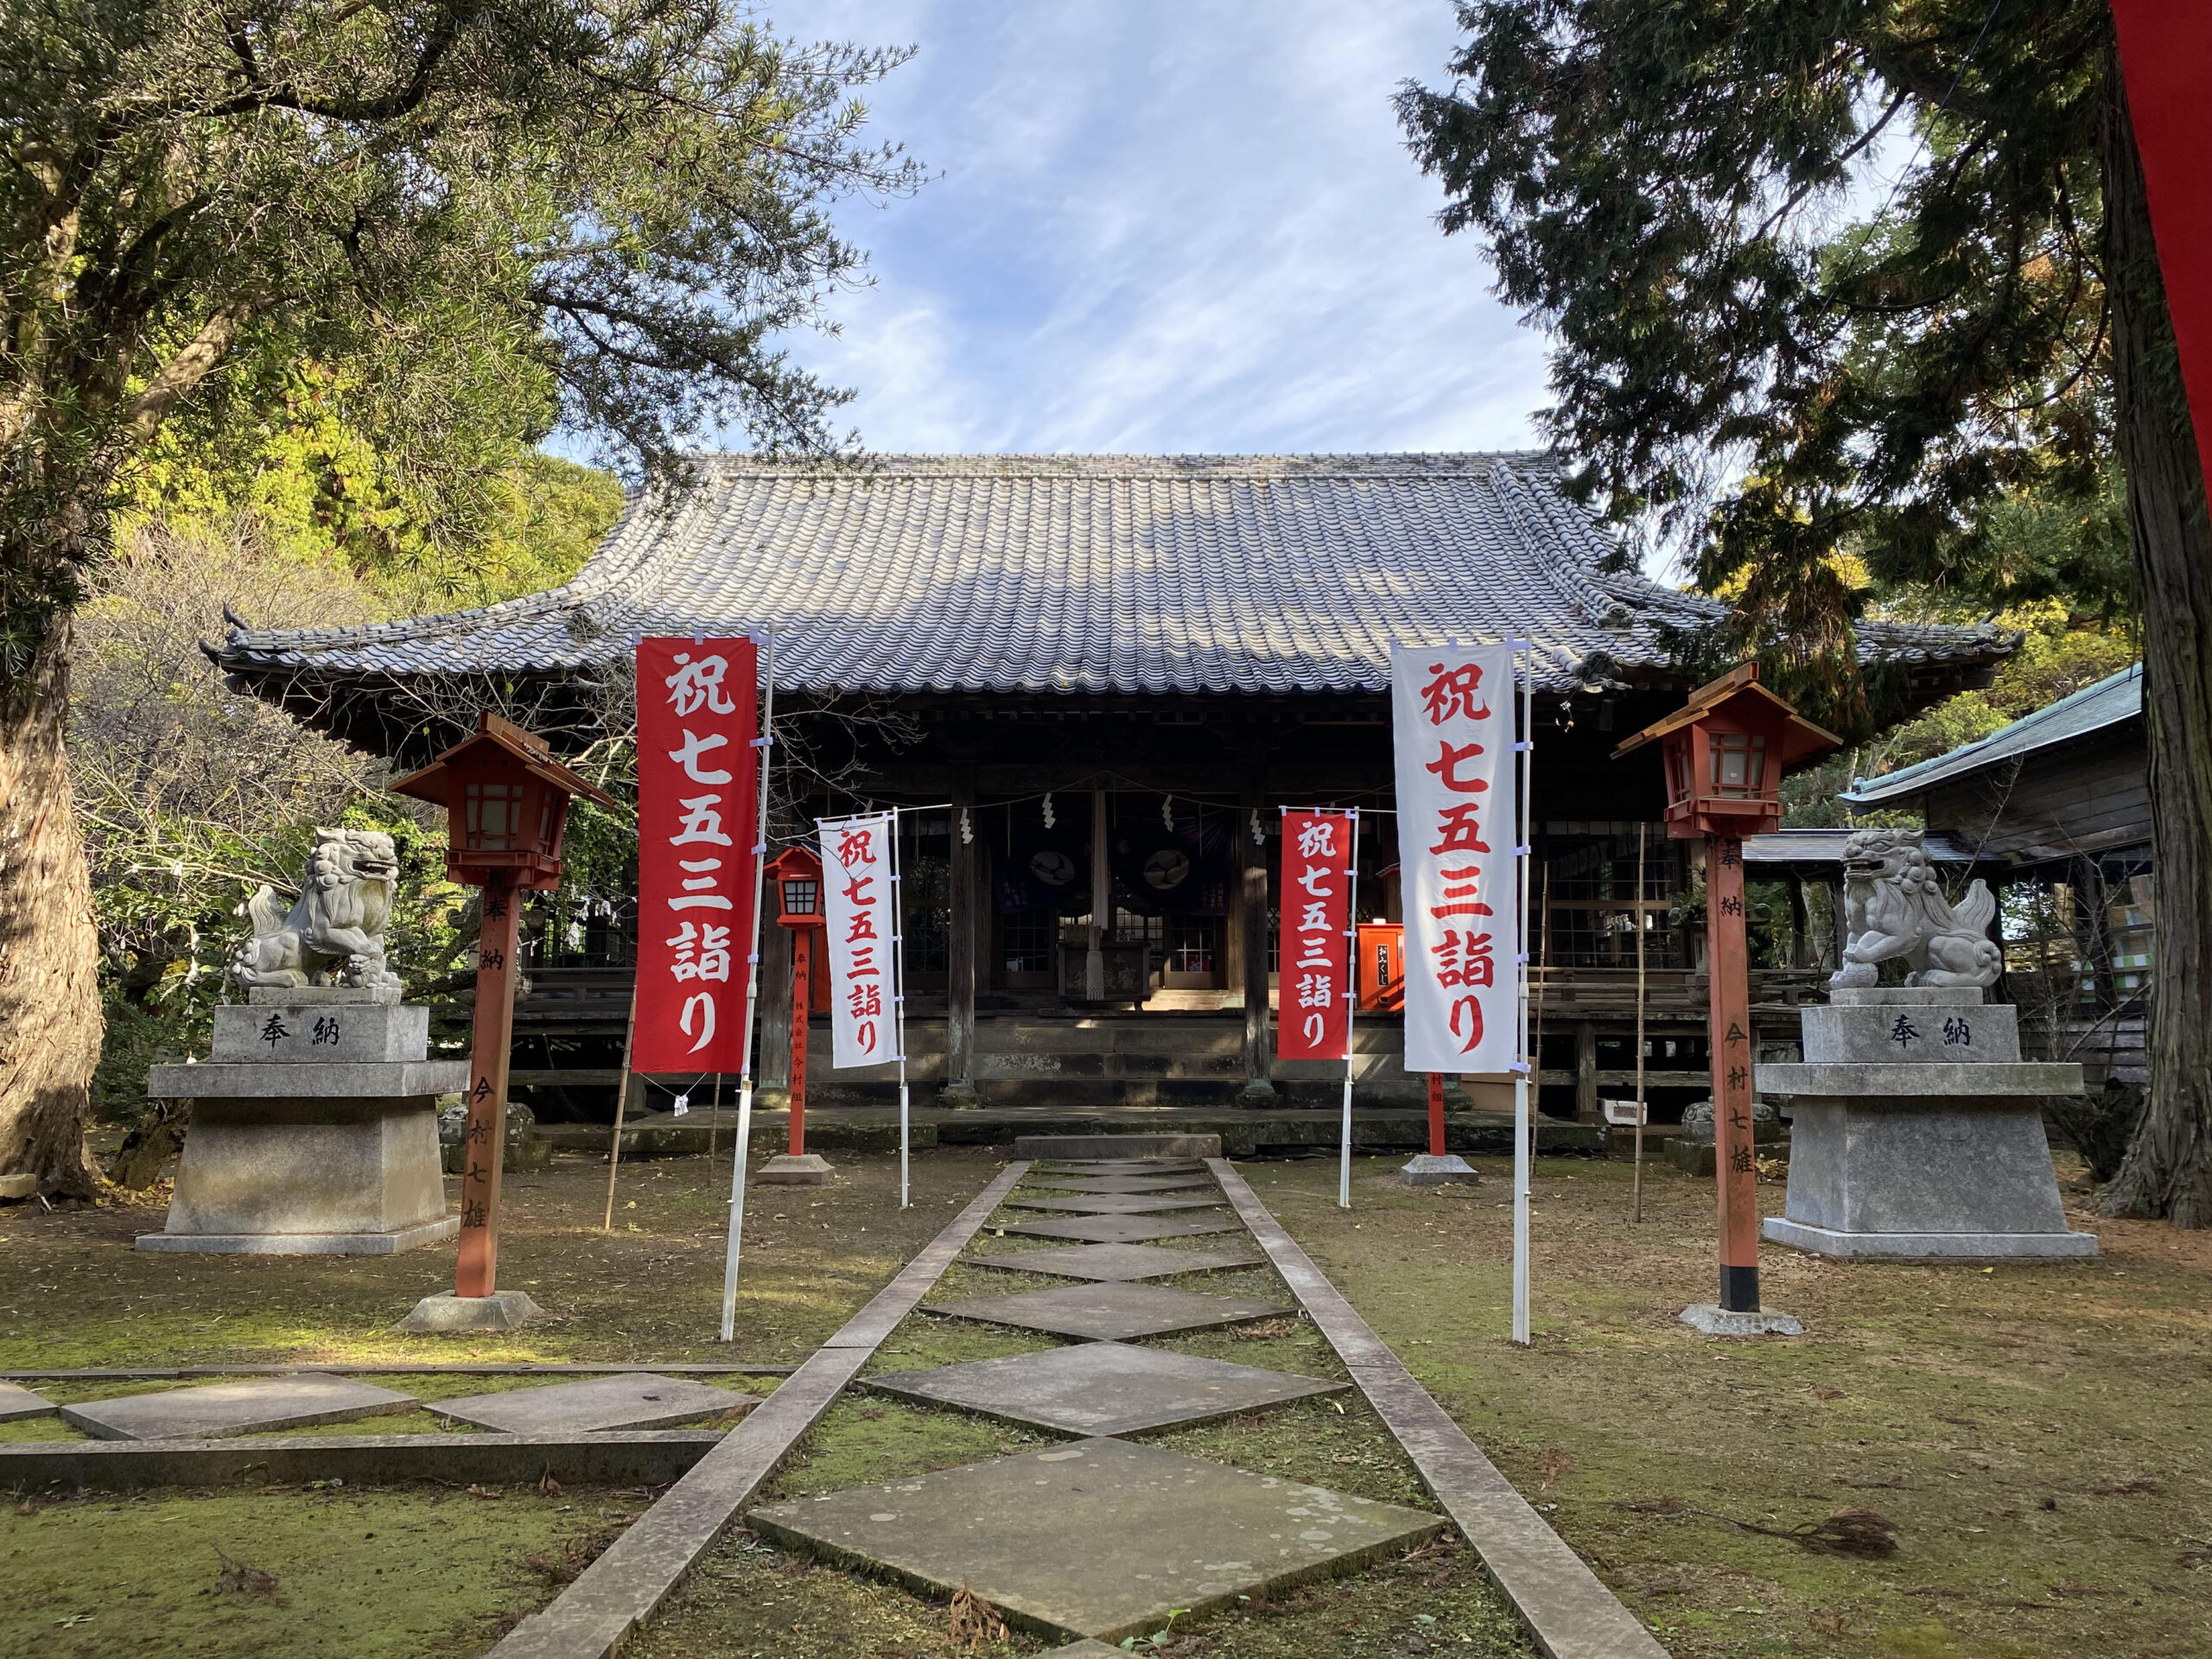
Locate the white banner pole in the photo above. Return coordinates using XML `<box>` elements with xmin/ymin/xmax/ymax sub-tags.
<box><xmin>1339</xmin><ymin>809</ymin><xmax>1361</xmax><ymax>1210</ymax></box>
<box><xmin>1511</xmin><ymin>638</ymin><xmax>1534</xmax><ymax>1347</ymax></box>
<box><xmin>892</xmin><ymin>808</ymin><xmax>911</xmax><ymax>1209</ymax></box>
<box><xmin>719</xmin><ymin>631</ymin><xmax>774</xmax><ymax>1343</ymax></box>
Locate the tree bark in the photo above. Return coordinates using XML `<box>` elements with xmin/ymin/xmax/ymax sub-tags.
<box><xmin>2096</xmin><ymin>47</ymin><xmax>2212</xmax><ymax>1228</ymax></box>
<box><xmin>0</xmin><ymin>617</ymin><xmax>102</xmax><ymax>1196</ymax></box>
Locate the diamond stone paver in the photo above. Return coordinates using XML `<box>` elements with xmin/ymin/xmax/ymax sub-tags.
<box><xmin>1039</xmin><ymin>1167</ymin><xmax>1211</xmax><ymax>1185</ymax></box>
<box><xmin>747</xmin><ymin>1437</ymin><xmax>1443</xmax><ymax>1642</ymax></box>
<box><xmin>60</xmin><ymin>1374</ymin><xmax>415</xmax><ymax>1440</ymax></box>
<box><xmin>1003</xmin><ymin>1192</ymin><xmax>1227</xmax><ymax>1216</ymax></box>
<box><xmin>0</xmin><ymin>1380</ymin><xmax>54</xmax><ymax>1422</ymax></box>
<box><xmin>1020</xmin><ymin>1175</ymin><xmax>1220</xmax><ymax>1194</ymax></box>
<box><xmin>999</xmin><ymin>1213</ymin><xmax>1243</xmax><ymax>1244</ymax></box>
<box><xmin>967</xmin><ymin>1242</ymin><xmax>1266</xmax><ymax>1281</ymax></box>
<box><xmin>925</xmin><ymin>1282</ymin><xmax>1293</xmax><ymax>1340</ymax></box>
<box><xmin>435</xmin><ymin>1374</ymin><xmax>755</xmax><ymax>1434</ymax></box>
<box><xmin>866</xmin><ymin>1340</ymin><xmax>1344</xmax><ymax>1435</ymax></box>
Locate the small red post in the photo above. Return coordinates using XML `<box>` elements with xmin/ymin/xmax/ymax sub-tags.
<box><xmin>456</xmin><ymin>873</ymin><xmax>520</xmax><ymax>1299</ymax></box>
<box><xmin>788</xmin><ymin>927</ymin><xmax>810</xmax><ymax>1157</ymax></box>
<box><xmin>1426</xmin><ymin>1071</ymin><xmax>1446</xmax><ymax>1157</ymax></box>
<box><xmin>1706</xmin><ymin>838</ymin><xmax>1761</xmax><ymax>1312</ymax></box>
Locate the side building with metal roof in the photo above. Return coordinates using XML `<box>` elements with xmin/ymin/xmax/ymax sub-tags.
<box><xmin>211</xmin><ymin>453</ymin><xmax>2017</xmax><ymax>1136</ymax></box>
<box><xmin>1842</xmin><ymin>664</ymin><xmax>2151</xmax><ymax>1089</ymax></box>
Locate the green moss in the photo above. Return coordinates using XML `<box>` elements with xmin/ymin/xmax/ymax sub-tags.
<box><xmin>0</xmin><ymin>1484</ymin><xmax>636</xmax><ymax>1658</ymax></box>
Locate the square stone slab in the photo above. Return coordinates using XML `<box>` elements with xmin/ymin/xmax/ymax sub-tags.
<box><xmin>968</xmin><ymin>1242</ymin><xmax>1265</xmax><ymax>1281</ymax></box>
<box><xmin>748</xmin><ymin>1437</ymin><xmax>1442</xmax><ymax>1643</ymax></box>
<box><xmin>434</xmin><ymin>1373</ymin><xmax>754</xmax><ymax>1433</ymax></box>
<box><xmin>60</xmin><ymin>1374</ymin><xmax>415</xmax><ymax>1440</ymax></box>
<box><xmin>926</xmin><ymin>1282</ymin><xmax>1294</xmax><ymax>1341</ymax></box>
<box><xmin>0</xmin><ymin>1380</ymin><xmax>54</xmax><ymax>1423</ymax></box>
<box><xmin>1004</xmin><ymin>1192</ymin><xmax>1228</xmax><ymax>1216</ymax></box>
<box><xmin>999</xmin><ymin>1213</ymin><xmax>1243</xmax><ymax>1244</ymax></box>
<box><xmin>867</xmin><ymin>1340</ymin><xmax>1344</xmax><ymax>1435</ymax></box>
<box><xmin>1021</xmin><ymin>1174</ymin><xmax>1220</xmax><ymax>1194</ymax></box>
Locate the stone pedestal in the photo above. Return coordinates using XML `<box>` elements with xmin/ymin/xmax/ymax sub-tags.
<box><xmin>140</xmin><ymin>994</ymin><xmax>467</xmax><ymax>1255</ymax></box>
<box><xmin>1757</xmin><ymin>988</ymin><xmax>2095</xmax><ymax>1260</ymax></box>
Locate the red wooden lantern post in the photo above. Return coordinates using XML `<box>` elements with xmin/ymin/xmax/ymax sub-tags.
<box><xmin>391</xmin><ymin>714</ymin><xmax>615</xmax><ymax>1308</ymax></box>
<box><xmin>766</xmin><ymin>846</ymin><xmax>826</xmax><ymax>1160</ymax></box>
<box><xmin>1615</xmin><ymin>666</ymin><xmax>1836</xmax><ymax>1316</ymax></box>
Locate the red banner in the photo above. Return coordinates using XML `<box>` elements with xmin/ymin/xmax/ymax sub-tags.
<box><xmin>634</xmin><ymin>638</ymin><xmax>760</xmax><ymax>1072</ymax></box>
<box><xmin>1277</xmin><ymin>810</ymin><xmax>1354</xmax><ymax>1060</ymax></box>
<box><xmin>2111</xmin><ymin>0</ymin><xmax>2212</xmax><ymax>490</ymax></box>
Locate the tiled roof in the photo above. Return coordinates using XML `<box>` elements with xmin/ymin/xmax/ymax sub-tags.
<box><xmin>1841</xmin><ymin>664</ymin><xmax>2143</xmax><ymax>806</ymax></box>
<box><xmin>213</xmin><ymin>454</ymin><xmax>2013</xmax><ymax>697</ymax></box>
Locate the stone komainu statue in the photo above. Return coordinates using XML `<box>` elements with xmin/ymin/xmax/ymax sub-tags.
<box><xmin>232</xmin><ymin>829</ymin><xmax>404</xmax><ymax>992</ymax></box>
<box><xmin>1829</xmin><ymin>827</ymin><xmax>2001</xmax><ymax>989</ymax></box>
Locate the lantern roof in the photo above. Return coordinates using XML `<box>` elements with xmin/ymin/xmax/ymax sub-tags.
<box><xmin>1609</xmin><ymin>663</ymin><xmax>1840</xmax><ymax>767</ymax></box>
<box><xmin>389</xmin><ymin>711</ymin><xmax>620</xmax><ymax>811</ymax></box>
<box><xmin>766</xmin><ymin>844</ymin><xmax>823</xmax><ymax>879</ymax></box>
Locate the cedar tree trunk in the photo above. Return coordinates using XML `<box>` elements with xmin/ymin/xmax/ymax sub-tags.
<box><xmin>0</xmin><ymin>614</ymin><xmax>103</xmax><ymax>1197</ymax></box>
<box><xmin>2097</xmin><ymin>45</ymin><xmax>2212</xmax><ymax>1227</ymax></box>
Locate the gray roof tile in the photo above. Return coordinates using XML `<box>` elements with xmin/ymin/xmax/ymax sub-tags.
<box><xmin>214</xmin><ymin>453</ymin><xmax>2011</xmax><ymax>696</ymax></box>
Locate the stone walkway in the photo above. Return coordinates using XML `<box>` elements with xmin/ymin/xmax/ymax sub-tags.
<box><xmin>490</xmin><ymin>1141</ymin><xmax>1668</xmax><ymax>1658</ymax></box>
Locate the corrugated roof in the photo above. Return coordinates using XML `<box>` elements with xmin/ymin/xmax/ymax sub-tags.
<box><xmin>1840</xmin><ymin>664</ymin><xmax>2144</xmax><ymax>806</ymax></box>
<box><xmin>1742</xmin><ymin>828</ymin><xmax>1979</xmax><ymax>864</ymax></box>
<box><xmin>213</xmin><ymin>454</ymin><xmax>2014</xmax><ymax>698</ymax></box>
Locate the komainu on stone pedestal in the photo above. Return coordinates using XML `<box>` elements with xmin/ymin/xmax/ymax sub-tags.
<box><xmin>231</xmin><ymin>828</ymin><xmax>403</xmax><ymax>993</ymax></box>
<box><xmin>143</xmin><ymin>846</ymin><xmax>463</xmax><ymax>1255</ymax></box>
<box><xmin>1828</xmin><ymin>828</ymin><xmax>2001</xmax><ymax>989</ymax></box>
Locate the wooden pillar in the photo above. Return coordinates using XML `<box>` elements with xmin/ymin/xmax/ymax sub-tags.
<box><xmin>944</xmin><ymin>771</ymin><xmax>980</xmax><ymax>1107</ymax></box>
<box><xmin>788</xmin><ymin>929</ymin><xmax>812</xmax><ymax>1154</ymax></box>
<box><xmin>1707</xmin><ymin>836</ymin><xmax>1762</xmax><ymax>1312</ymax></box>
<box><xmin>1787</xmin><ymin>873</ymin><xmax>1811</xmax><ymax>969</ymax></box>
<box><xmin>1573</xmin><ymin>1020</ymin><xmax>1599</xmax><ymax>1122</ymax></box>
<box><xmin>1238</xmin><ymin>770</ymin><xmax>1275</xmax><ymax>1103</ymax></box>
<box><xmin>456</xmin><ymin>874</ymin><xmax>521</xmax><ymax>1300</ymax></box>
<box><xmin>1086</xmin><ymin>789</ymin><xmax>1109</xmax><ymax>1001</ymax></box>
<box><xmin>1828</xmin><ymin>877</ymin><xmax>1849</xmax><ymax>968</ymax></box>
<box><xmin>758</xmin><ymin>905</ymin><xmax>792</xmax><ymax>1096</ymax></box>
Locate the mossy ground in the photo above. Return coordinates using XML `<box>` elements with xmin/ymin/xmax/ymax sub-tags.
<box><xmin>10</xmin><ymin>1142</ymin><xmax>2196</xmax><ymax>1658</ymax></box>
<box><xmin>0</xmin><ymin>1146</ymin><xmax>1009</xmax><ymax>1656</ymax></box>
<box><xmin>1245</xmin><ymin>1149</ymin><xmax>2212</xmax><ymax>1659</ymax></box>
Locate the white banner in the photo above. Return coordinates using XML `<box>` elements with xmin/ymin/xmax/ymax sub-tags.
<box><xmin>818</xmin><ymin>812</ymin><xmax>899</xmax><ymax>1070</ymax></box>
<box><xmin>1391</xmin><ymin>644</ymin><xmax>1520</xmax><ymax>1073</ymax></box>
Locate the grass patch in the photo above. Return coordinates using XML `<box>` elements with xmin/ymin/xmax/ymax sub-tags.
<box><xmin>1245</xmin><ymin>1150</ymin><xmax>2212</xmax><ymax>1658</ymax></box>
<box><xmin>0</xmin><ymin>1480</ymin><xmax>643</xmax><ymax>1658</ymax></box>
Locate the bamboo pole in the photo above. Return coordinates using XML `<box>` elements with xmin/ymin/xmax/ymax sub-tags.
<box><xmin>600</xmin><ymin>982</ymin><xmax>641</xmax><ymax>1233</ymax></box>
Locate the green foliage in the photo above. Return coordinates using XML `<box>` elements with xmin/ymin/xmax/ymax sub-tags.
<box><xmin>125</xmin><ymin>360</ymin><xmax>626</xmax><ymax>612</ymax></box>
<box><xmin>1398</xmin><ymin>1</ymin><xmax>2124</xmax><ymax>732</ymax></box>
<box><xmin>3</xmin><ymin>0</ymin><xmax>919</xmax><ymax>683</ymax></box>
<box><xmin>1782</xmin><ymin>606</ymin><xmax>2137</xmax><ymax>827</ymax></box>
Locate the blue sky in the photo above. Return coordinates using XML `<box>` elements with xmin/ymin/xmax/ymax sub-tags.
<box><xmin>776</xmin><ymin>0</ymin><xmax>1553</xmax><ymax>456</ymax></box>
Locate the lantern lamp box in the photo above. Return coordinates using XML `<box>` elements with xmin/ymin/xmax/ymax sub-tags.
<box><xmin>1611</xmin><ymin>662</ymin><xmax>1839</xmax><ymax>840</ymax></box>
<box><xmin>390</xmin><ymin>712</ymin><xmax>619</xmax><ymax>887</ymax></box>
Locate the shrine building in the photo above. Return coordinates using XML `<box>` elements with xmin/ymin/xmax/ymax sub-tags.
<box><xmin>213</xmin><ymin>454</ymin><xmax>2013</xmax><ymax>1143</ymax></box>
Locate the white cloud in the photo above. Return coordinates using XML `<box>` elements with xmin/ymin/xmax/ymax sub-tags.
<box><xmin>775</xmin><ymin>0</ymin><xmax>1553</xmax><ymax>456</ymax></box>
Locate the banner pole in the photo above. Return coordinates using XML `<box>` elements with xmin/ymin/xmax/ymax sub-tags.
<box><xmin>600</xmin><ymin>982</ymin><xmax>641</xmax><ymax>1233</ymax></box>
<box><xmin>1339</xmin><ymin>810</ymin><xmax>1360</xmax><ymax>1209</ymax></box>
<box><xmin>893</xmin><ymin>807</ymin><xmax>911</xmax><ymax>1209</ymax></box>
<box><xmin>1512</xmin><ymin>639</ymin><xmax>1534</xmax><ymax>1347</ymax></box>
<box><xmin>720</xmin><ymin>631</ymin><xmax>775</xmax><ymax>1343</ymax></box>
<box><xmin>1633</xmin><ymin>822</ymin><xmax>1649</xmax><ymax>1224</ymax></box>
